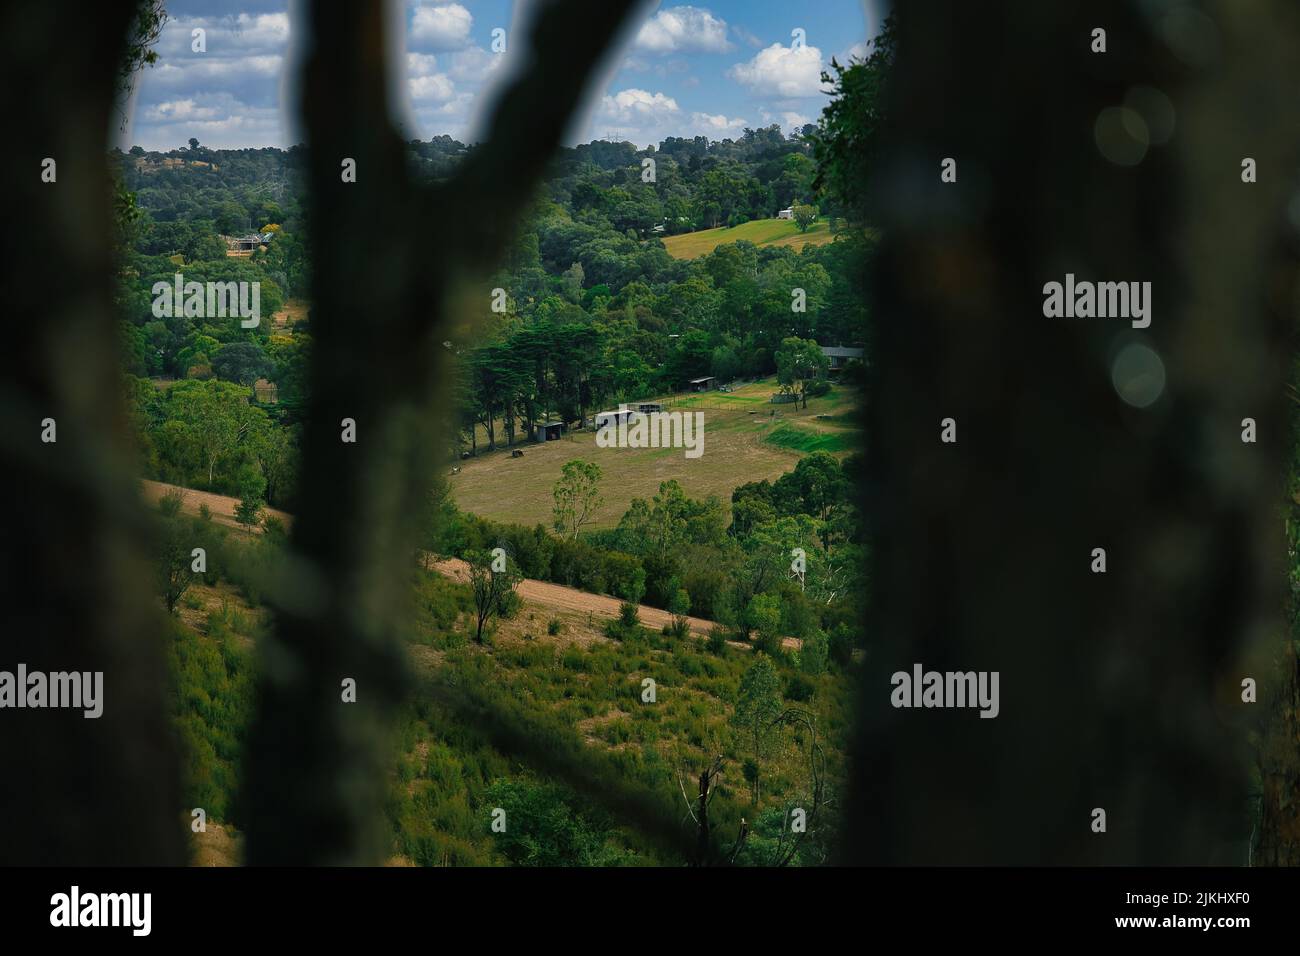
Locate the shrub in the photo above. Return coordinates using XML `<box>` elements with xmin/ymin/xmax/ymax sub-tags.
<box><xmin>828</xmin><ymin>623</ymin><xmax>857</xmax><ymax>667</ymax></box>
<box><xmin>547</xmin><ymin>618</ymin><xmax>563</xmax><ymax>636</ymax></box>
<box><xmin>499</xmin><ymin>589</ymin><xmax>522</xmax><ymax>620</ymax></box>
<box><xmin>785</xmin><ymin>673</ymin><xmax>816</xmax><ymax>702</ymax></box>
<box><xmin>800</xmin><ymin>630</ymin><xmax>829</xmax><ymax>676</ymax></box>
<box><xmin>618</xmin><ymin>601</ymin><xmax>640</xmax><ymax>627</ymax></box>
<box><xmin>159</xmin><ymin>488</ymin><xmax>185</xmax><ymax>517</ymax></box>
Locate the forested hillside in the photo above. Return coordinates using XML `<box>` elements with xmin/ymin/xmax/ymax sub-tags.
<box><xmin>108</xmin><ymin>47</ymin><xmax>876</xmax><ymax>866</ymax></box>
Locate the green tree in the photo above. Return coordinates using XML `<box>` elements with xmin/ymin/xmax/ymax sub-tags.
<box><xmin>800</xmin><ymin>630</ymin><xmax>829</xmax><ymax>676</ymax></box>
<box><xmin>552</xmin><ymin>459</ymin><xmax>603</xmax><ymax>539</ymax></box>
<box><xmin>775</xmin><ymin>336</ymin><xmax>829</xmax><ymax>409</ymax></box>
<box><xmin>155</xmin><ymin>513</ymin><xmax>196</xmax><ymax>614</ymax></box>
<box><xmin>212</xmin><ymin>341</ymin><xmax>273</xmax><ymax>386</ymax></box>
<box><xmin>747</xmin><ymin>592</ymin><xmax>782</xmax><ymax>655</ymax></box>
<box><xmin>167</xmin><ymin>379</ymin><xmax>263</xmax><ymax>486</ymax></box>
<box><xmin>792</xmin><ymin>203</ymin><xmax>818</xmax><ymax>233</ymax></box>
<box><xmin>732</xmin><ymin>657</ymin><xmax>783</xmax><ymax>804</ymax></box>
<box><xmin>810</xmin><ymin>13</ymin><xmax>895</xmax><ymax>225</ymax></box>
<box><xmin>234</xmin><ymin>491</ymin><xmax>264</xmax><ymax>536</ymax></box>
<box><xmin>668</xmin><ymin>587</ymin><xmax>691</xmax><ymax>639</ymax></box>
<box><xmin>467</xmin><ymin>548</ymin><xmax>522</xmax><ymax>644</ymax></box>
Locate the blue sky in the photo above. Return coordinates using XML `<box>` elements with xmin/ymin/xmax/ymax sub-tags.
<box><xmin>122</xmin><ymin>1</ymin><xmax>882</xmax><ymax>151</ymax></box>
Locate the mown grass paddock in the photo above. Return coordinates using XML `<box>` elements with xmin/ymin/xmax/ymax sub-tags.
<box><xmin>447</xmin><ymin>378</ymin><xmax>862</xmax><ymax>529</ymax></box>
<box><xmin>661</xmin><ymin>218</ymin><xmax>842</xmax><ymax>260</ymax></box>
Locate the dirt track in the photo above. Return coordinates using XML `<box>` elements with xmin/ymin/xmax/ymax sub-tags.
<box><xmin>431</xmin><ymin>557</ymin><xmax>718</xmax><ymax>639</ymax></box>
<box><xmin>144</xmin><ymin>479</ymin><xmax>796</xmax><ymax>650</ymax></box>
<box><xmin>141</xmin><ymin>479</ymin><xmax>293</xmax><ymax>532</ymax></box>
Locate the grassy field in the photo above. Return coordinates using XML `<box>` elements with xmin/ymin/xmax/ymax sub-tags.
<box><xmin>661</xmin><ymin>218</ymin><xmax>838</xmax><ymax>260</ymax></box>
<box><xmin>448</xmin><ymin>378</ymin><xmax>862</xmax><ymax>529</ymax></box>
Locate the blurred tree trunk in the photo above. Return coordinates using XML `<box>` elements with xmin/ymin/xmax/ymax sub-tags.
<box><xmin>0</xmin><ymin>0</ymin><xmax>186</xmax><ymax>865</ymax></box>
<box><xmin>244</xmin><ymin>0</ymin><xmax>640</xmax><ymax>864</ymax></box>
<box><xmin>845</xmin><ymin>0</ymin><xmax>1300</xmax><ymax>865</ymax></box>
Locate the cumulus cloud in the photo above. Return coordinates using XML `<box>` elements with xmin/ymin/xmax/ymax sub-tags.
<box><xmin>133</xmin><ymin>91</ymin><xmax>280</xmax><ymax>149</ymax></box>
<box><xmin>728</xmin><ymin>42</ymin><xmax>826</xmax><ymax>98</ymax></box>
<box><xmin>634</xmin><ymin>6</ymin><xmax>731</xmax><ymax>54</ymax></box>
<box><xmin>760</xmin><ymin>109</ymin><xmax>813</xmax><ymax>134</ymax></box>
<box><xmin>590</xmin><ymin>88</ymin><xmax>685</xmax><ymax>146</ymax></box>
<box><xmin>150</xmin><ymin>55</ymin><xmax>283</xmax><ymax>86</ymax></box>
<box><xmin>409</xmin><ymin>73</ymin><xmax>455</xmax><ymax>102</ymax></box>
<box><xmin>601</xmin><ymin>88</ymin><xmax>681</xmax><ymax>121</ymax></box>
<box><xmin>143</xmin><ymin>98</ymin><xmax>223</xmax><ymax>122</ymax></box>
<box><xmin>154</xmin><ymin>12</ymin><xmax>290</xmax><ymax>57</ymax></box>
<box><xmin>443</xmin><ymin>46</ymin><xmax>504</xmax><ymax>82</ymax></box>
<box><xmin>411</xmin><ymin>3</ymin><xmax>473</xmax><ymax>51</ymax></box>
<box><xmin>688</xmin><ymin>111</ymin><xmax>748</xmax><ymax>136</ymax></box>
<box><xmin>407</xmin><ymin>53</ymin><xmax>439</xmax><ymax>76</ymax></box>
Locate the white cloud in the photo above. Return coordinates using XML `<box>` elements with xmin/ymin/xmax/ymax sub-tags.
<box><xmin>728</xmin><ymin>42</ymin><xmax>825</xmax><ymax>98</ymax></box>
<box><xmin>591</xmin><ymin>88</ymin><xmax>687</xmax><ymax>147</ymax></box>
<box><xmin>600</xmin><ymin>88</ymin><xmax>681</xmax><ymax>121</ymax></box>
<box><xmin>150</xmin><ymin>54</ymin><xmax>284</xmax><ymax>86</ymax></box>
<box><xmin>760</xmin><ymin>109</ymin><xmax>813</xmax><ymax>134</ymax></box>
<box><xmin>156</xmin><ymin>13</ymin><xmax>290</xmax><ymax>57</ymax></box>
<box><xmin>409</xmin><ymin>73</ymin><xmax>456</xmax><ymax>102</ymax></box>
<box><xmin>635</xmin><ymin>6</ymin><xmax>731</xmax><ymax>54</ymax></box>
<box><xmin>444</xmin><ymin>46</ymin><xmax>503</xmax><ymax>82</ymax></box>
<box><xmin>689</xmin><ymin>111</ymin><xmax>748</xmax><ymax>135</ymax></box>
<box><xmin>407</xmin><ymin>53</ymin><xmax>439</xmax><ymax>76</ymax></box>
<box><xmin>143</xmin><ymin>98</ymin><xmax>222</xmax><ymax>122</ymax></box>
<box><xmin>132</xmin><ymin>91</ymin><xmax>281</xmax><ymax>149</ymax></box>
<box><xmin>411</xmin><ymin>3</ymin><xmax>473</xmax><ymax>51</ymax></box>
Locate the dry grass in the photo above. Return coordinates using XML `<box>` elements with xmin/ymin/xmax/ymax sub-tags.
<box><xmin>141</xmin><ymin>479</ymin><xmax>292</xmax><ymax>533</ymax></box>
<box><xmin>189</xmin><ymin>822</ymin><xmax>243</xmax><ymax>866</ymax></box>
<box><xmin>447</xmin><ymin>378</ymin><xmax>861</xmax><ymax>529</ymax></box>
<box><xmin>271</xmin><ymin>297</ymin><xmax>309</xmax><ymax>327</ymax></box>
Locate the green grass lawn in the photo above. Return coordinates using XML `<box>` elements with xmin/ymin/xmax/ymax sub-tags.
<box><xmin>762</xmin><ymin>421</ymin><xmax>859</xmax><ymax>454</ymax></box>
<box><xmin>661</xmin><ymin>218</ymin><xmax>838</xmax><ymax>260</ymax></box>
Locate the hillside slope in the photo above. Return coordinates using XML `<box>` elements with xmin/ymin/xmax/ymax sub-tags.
<box><xmin>661</xmin><ymin>218</ymin><xmax>837</xmax><ymax>259</ymax></box>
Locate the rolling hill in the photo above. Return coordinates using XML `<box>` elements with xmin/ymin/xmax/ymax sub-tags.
<box><xmin>661</xmin><ymin>218</ymin><xmax>839</xmax><ymax>259</ymax></box>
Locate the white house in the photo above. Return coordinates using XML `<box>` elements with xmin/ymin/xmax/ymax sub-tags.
<box><xmin>777</xmin><ymin>208</ymin><xmax>794</xmax><ymax>220</ymax></box>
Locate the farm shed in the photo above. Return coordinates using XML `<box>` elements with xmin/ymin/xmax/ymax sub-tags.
<box><xmin>533</xmin><ymin>420</ymin><xmax>566</xmax><ymax>441</ymax></box>
<box><xmin>688</xmin><ymin>376</ymin><xmax>716</xmax><ymax>392</ymax></box>
<box><xmin>594</xmin><ymin>408</ymin><xmax>636</xmax><ymax>429</ymax></box>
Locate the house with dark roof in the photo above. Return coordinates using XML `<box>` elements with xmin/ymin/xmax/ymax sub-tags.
<box><xmin>820</xmin><ymin>346</ymin><xmax>865</xmax><ymax>372</ymax></box>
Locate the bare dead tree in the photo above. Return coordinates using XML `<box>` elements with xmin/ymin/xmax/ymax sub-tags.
<box><xmin>677</xmin><ymin>754</ymin><xmax>724</xmax><ymax>865</ymax></box>
<box><xmin>764</xmin><ymin>708</ymin><xmax>830</xmax><ymax>867</ymax></box>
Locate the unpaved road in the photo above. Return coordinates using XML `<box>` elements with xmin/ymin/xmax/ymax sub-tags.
<box><xmin>141</xmin><ymin>479</ymin><xmax>293</xmax><ymax>532</ymax></box>
<box><xmin>143</xmin><ymin>479</ymin><xmax>796</xmax><ymax>650</ymax></box>
<box><xmin>431</xmin><ymin>557</ymin><xmax>719</xmax><ymax>639</ymax></box>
